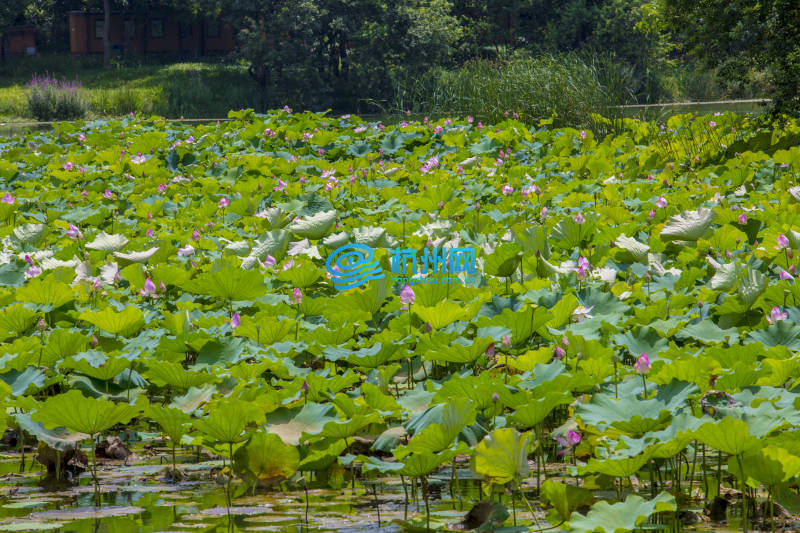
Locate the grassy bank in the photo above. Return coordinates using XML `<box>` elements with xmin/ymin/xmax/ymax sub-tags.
<box><xmin>0</xmin><ymin>54</ymin><xmax>262</xmax><ymax>122</ymax></box>
<box><xmin>1</xmin><ymin>53</ymin><xmax>770</xmax><ymax>127</ymax></box>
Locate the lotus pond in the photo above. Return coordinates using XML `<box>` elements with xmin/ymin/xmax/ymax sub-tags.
<box><xmin>1</xmin><ymin>109</ymin><xmax>800</xmax><ymax>532</ymax></box>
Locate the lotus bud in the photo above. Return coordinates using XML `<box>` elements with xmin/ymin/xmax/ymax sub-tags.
<box><xmin>634</xmin><ymin>352</ymin><xmax>651</xmax><ymax>374</ymax></box>
<box><xmin>501</xmin><ymin>335</ymin><xmax>511</xmax><ymax>350</ymax></box>
<box><xmin>491</xmin><ymin>392</ymin><xmax>499</xmax><ymax>403</ymax></box>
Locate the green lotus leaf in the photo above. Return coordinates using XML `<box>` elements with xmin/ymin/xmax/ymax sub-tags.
<box><xmin>31</xmin><ymin>389</ymin><xmax>141</xmax><ymax>436</ymax></box>
<box><xmin>146</xmin><ymin>405</ymin><xmax>191</xmax><ymax>444</ymax></box>
<box><xmin>746</xmin><ymin>321</ymin><xmax>800</xmax><ymax>350</ymax></box>
<box><xmin>660</xmin><ymin>208</ymin><xmax>715</xmax><ymax>242</ymax></box>
<box><xmin>396</xmin><ymin>397</ymin><xmax>475</xmax><ymax>458</ymax></box>
<box><xmin>576</xmin><ymin>381</ymin><xmax>696</xmax><ymax>436</ymax></box>
<box><xmin>413</xmin><ymin>301</ymin><xmax>467</xmax><ymax>329</ymax></box>
<box><xmin>13</xmin><ymin>223</ymin><xmax>48</xmax><ymax>245</ymax></box>
<box><xmin>113</xmin><ymin>247</ymin><xmax>160</xmax><ymax>265</ymax></box>
<box><xmin>250</xmin><ymin>230</ymin><xmax>290</xmax><ymax>260</ymax></box>
<box><xmin>675</xmin><ymin>319</ymin><xmax>739</xmax><ymax>345</ymax></box>
<box><xmin>729</xmin><ymin>447</ymin><xmax>800</xmax><ymax>488</ymax></box>
<box><xmin>233</xmin><ymin>430</ymin><xmax>300</xmax><ymax>486</ymax></box>
<box><xmin>568</xmin><ymin>492</ymin><xmax>676</xmax><ymax>533</ymax></box>
<box><xmin>15</xmin><ymin>278</ymin><xmax>74</xmax><ymax>309</ymax></box>
<box><xmin>0</xmin><ymin>304</ymin><xmax>37</xmax><ymax>335</ymax></box>
<box><xmin>540</xmin><ymin>479</ymin><xmax>594</xmax><ymax>522</ymax></box>
<box><xmin>693</xmin><ymin>417</ymin><xmax>761</xmax><ymax>456</ymax></box>
<box><xmin>144</xmin><ymin>360</ymin><xmax>215</xmax><ymax>389</ymax></box>
<box><xmin>707</xmin><ymin>257</ymin><xmax>741</xmax><ymax>290</ymax></box>
<box><xmin>484</xmin><ymin>243</ymin><xmax>523</xmax><ymax>278</ymax></box>
<box><xmin>423</xmin><ymin>336</ymin><xmax>494</xmax><ymax>364</ymax></box>
<box><xmin>507</xmin><ymin>392</ymin><xmax>573</xmax><ymax>429</ymax></box>
<box><xmin>78</xmin><ymin>306</ymin><xmax>145</xmax><ymax>337</ymax></box>
<box><xmin>615</xmin><ymin>234</ymin><xmax>649</xmax><ymax>261</ymax></box>
<box><xmin>266</xmin><ymin>403</ymin><xmax>338</xmax><ymax>446</ymax></box>
<box><xmin>182</xmin><ymin>262</ymin><xmax>266</xmax><ymax>301</ymax></box>
<box><xmin>15</xmin><ymin>413</ymin><xmax>87</xmax><ymax>452</ymax></box>
<box><xmin>312</xmin><ymin>412</ymin><xmax>381</xmax><ymax>441</ymax></box>
<box><xmin>85</xmin><ymin>232</ymin><xmax>129</xmax><ymax>252</ymax></box>
<box><xmin>737</xmin><ymin>266</ymin><xmax>766</xmax><ymax>309</ymax></box>
<box><xmin>287</xmin><ymin>210</ymin><xmax>337</xmax><ymax>240</ymax></box>
<box><xmin>61</xmin><ymin>351</ymin><xmax>131</xmax><ymax>381</ymax></box>
<box><xmin>194</xmin><ymin>398</ymin><xmax>263</xmax><ymax>446</ymax></box>
<box><xmin>471</xmin><ymin>428</ymin><xmax>531</xmax><ymax>487</ymax></box>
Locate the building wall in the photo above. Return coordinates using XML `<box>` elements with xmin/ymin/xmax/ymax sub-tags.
<box><xmin>2</xmin><ymin>26</ymin><xmax>37</xmax><ymax>55</ymax></box>
<box><xmin>68</xmin><ymin>12</ymin><xmax>235</xmax><ymax>55</ymax></box>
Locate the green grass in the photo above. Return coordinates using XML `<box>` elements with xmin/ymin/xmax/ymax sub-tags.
<box><xmin>385</xmin><ymin>54</ymin><xmax>636</xmax><ymax>128</ymax></box>
<box><xmin>0</xmin><ymin>54</ymin><xmax>263</xmax><ymax>122</ymax></box>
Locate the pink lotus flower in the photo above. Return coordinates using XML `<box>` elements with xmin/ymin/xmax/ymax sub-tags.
<box><xmin>540</xmin><ymin>206</ymin><xmax>548</xmax><ymax>219</ymax></box>
<box><xmin>177</xmin><ymin>244</ymin><xmax>195</xmax><ymax>256</ymax></box>
<box><xmin>501</xmin><ymin>185</ymin><xmax>514</xmax><ymax>195</ymax></box>
<box><xmin>486</xmin><ymin>343</ymin><xmax>495</xmax><ymax>357</ymax></box>
<box><xmin>230</xmin><ymin>313</ymin><xmax>241</xmax><ymax>329</ymax></box>
<box><xmin>263</xmin><ymin>254</ymin><xmax>276</xmax><ymax>267</ymax></box>
<box><xmin>24</xmin><ymin>255</ymin><xmax>33</xmax><ymax>264</ymax></box>
<box><xmin>777</xmin><ymin>234</ymin><xmax>790</xmax><ymax>249</ymax></box>
<box><xmin>218</xmin><ymin>197</ymin><xmax>229</xmax><ymax>209</ymax></box>
<box><xmin>192</xmin><ymin>229</ymin><xmax>201</xmax><ymax>241</ymax></box>
<box><xmin>555</xmin><ymin>430</ymin><xmax>581</xmax><ymax>455</ymax></box>
<box><xmin>656</xmin><ymin>196</ymin><xmax>667</xmax><ymax>208</ymax></box>
<box><xmin>634</xmin><ymin>353</ymin><xmax>651</xmax><ymax>374</ymax></box>
<box><xmin>132</xmin><ymin>153</ymin><xmax>146</xmax><ymax>164</ymax></box>
<box><xmin>579</xmin><ymin>130</ymin><xmax>586</xmax><ymax>139</ymax></box>
<box><xmin>767</xmin><ymin>306</ymin><xmax>788</xmax><ymax>325</ymax></box>
<box><xmin>501</xmin><ymin>335</ymin><xmax>511</xmax><ymax>349</ymax></box>
<box><xmin>780</xmin><ymin>270</ymin><xmax>793</xmax><ymax>280</ymax></box>
<box><xmin>146</xmin><ymin>228</ymin><xmax>154</xmax><ymax>237</ymax></box>
<box><xmin>553</xmin><ymin>346</ymin><xmax>566</xmax><ymax>359</ymax></box>
<box><xmin>62</xmin><ymin>161</ymin><xmax>74</xmax><ymax>171</ymax></box>
<box><xmin>25</xmin><ymin>265</ymin><xmax>42</xmax><ymax>279</ymax></box>
<box><xmin>274</xmin><ymin>179</ymin><xmax>287</xmax><ymax>192</ymax></box>
<box><xmin>648</xmin><ymin>209</ymin><xmax>655</xmax><ymax>220</ymax></box>
<box><xmin>561</xmin><ymin>336</ymin><xmax>569</xmax><ymax>347</ymax></box>
<box><xmin>738</xmin><ymin>213</ymin><xmax>747</xmax><ymax>225</ymax></box>
<box><xmin>283</xmin><ymin>258</ymin><xmax>295</xmax><ymax>270</ymax></box>
<box><xmin>77</xmin><ymin>133</ymin><xmax>86</xmax><ymax>142</ymax></box>
<box><xmin>158</xmin><ymin>183</ymin><xmax>167</xmax><ymax>194</ymax></box>
<box><xmin>65</xmin><ymin>224</ymin><xmax>83</xmax><ymax>240</ymax></box>
<box><xmin>103</xmin><ymin>189</ymin><xmax>114</xmax><ymax>199</ymax></box>
<box><xmin>574</xmin><ymin>212</ymin><xmax>585</xmax><ymax>224</ymax></box>
<box><xmin>1</xmin><ymin>193</ymin><xmax>14</xmax><ymax>204</ymax></box>
<box><xmin>140</xmin><ymin>278</ymin><xmax>157</xmax><ymax>297</ymax></box>
<box><xmin>400</xmin><ymin>285</ymin><xmax>415</xmax><ymax>307</ymax></box>
<box><xmin>291</xmin><ymin>287</ymin><xmax>302</xmax><ymax>305</ymax></box>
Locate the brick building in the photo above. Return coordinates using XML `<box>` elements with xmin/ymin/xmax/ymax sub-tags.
<box><xmin>1</xmin><ymin>26</ymin><xmax>37</xmax><ymax>57</ymax></box>
<box><xmin>68</xmin><ymin>11</ymin><xmax>235</xmax><ymax>55</ymax></box>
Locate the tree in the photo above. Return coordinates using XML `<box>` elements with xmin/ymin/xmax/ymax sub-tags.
<box><xmin>218</xmin><ymin>0</ymin><xmax>464</xmax><ymax>112</ymax></box>
<box><xmin>659</xmin><ymin>0</ymin><xmax>800</xmax><ymax>114</ymax></box>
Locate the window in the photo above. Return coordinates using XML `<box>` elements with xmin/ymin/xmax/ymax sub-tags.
<box><xmin>206</xmin><ymin>21</ymin><xmax>220</xmax><ymax>38</ymax></box>
<box><xmin>94</xmin><ymin>19</ymin><xmax>105</xmax><ymax>39</ymax></box>
<box><xmin>150</xmin><ymin>19</ymin><xmax>164</xmax><ymax>39</ymax></box>
<box><xmin>179</xmin><ymin>22</ymin><xmax>192</xmax><ymax>39</ymax></box>
<box><xmin>124</xmin><ymin>19</ymin><xmax>136</xmax><ymax>41</ymax></box>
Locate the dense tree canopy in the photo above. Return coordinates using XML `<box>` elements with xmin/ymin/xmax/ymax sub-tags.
<box><xmin>660</xmin><ymin>0</ymin><xmax>800</xmax><ymax>113</ymax></box>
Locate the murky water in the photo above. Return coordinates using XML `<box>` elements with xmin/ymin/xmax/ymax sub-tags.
<box><xmin>0</xmin><ymin>445</ymin><xmax>790</xmax><ymax>532</ymax></box>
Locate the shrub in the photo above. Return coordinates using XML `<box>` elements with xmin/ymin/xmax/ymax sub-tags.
<box><xmin>26</xmin><ymin>73</ymin><xmax>89</xmax><ymax>121</ymax></box>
